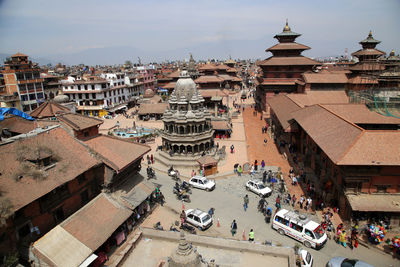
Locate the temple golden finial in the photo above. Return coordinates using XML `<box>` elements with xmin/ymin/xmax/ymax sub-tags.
<box><xmin>283</xmin><ymin>19</ymin><xmax>290</xmax><ymax>32</ymax></box>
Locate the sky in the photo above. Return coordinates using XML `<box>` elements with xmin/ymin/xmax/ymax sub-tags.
<box><xmin>0</xmin><ymin>0</ymin><xmax>399</xmax><ymax>65</ymax></box>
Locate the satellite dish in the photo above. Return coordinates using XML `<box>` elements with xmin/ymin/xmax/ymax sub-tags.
<box><xmin>299</xmin><ymin>214</ymin><xmax>307</xmax><ymax>220</ymax></box>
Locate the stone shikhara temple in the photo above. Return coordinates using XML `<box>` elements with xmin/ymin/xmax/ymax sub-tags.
<box><xmin>160</xmin><ymin>70</ymin><xmax>214</xmax><ymax>158</ymax></box>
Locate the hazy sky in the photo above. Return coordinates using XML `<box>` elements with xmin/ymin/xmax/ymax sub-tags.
<box><xmin>0</xmin><ymin>0</ymin><xmax>399</xmax><ymax>64</ymax></box>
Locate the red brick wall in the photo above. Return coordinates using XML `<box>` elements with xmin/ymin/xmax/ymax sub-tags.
<box><xmin>75</xmin><ymin>126</ymin><xmax>99</xmax><ymax>140</ymax></box>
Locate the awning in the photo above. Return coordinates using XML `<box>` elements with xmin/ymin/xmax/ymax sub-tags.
<box><xmin>33</xmin><ymin>193</ymin><xmax>132</xmax><ymax>266</ymax></box>
<box><xmin>108</xmin><ymin>105</ymin><xmax>127</xmax><ymax>112</ymax></box>
<box><xmin>197</xmin><ymin>155</ymin><xmax>218</xmax><ymax>166</ymax></box>
<box><xmin>346</xmin><ymin>194</ymin><xmax>400</xmax><ymax>212</ymax></box>
<box><xmin>122</xmin><ymin>180</ymin><xmax>156</xmax><ymax>209</ymax></box>
<box><xmin>33</xmin><ymin>225</ymin><xmax>93</xmax><ymax>267</ymax></box>
<box><xmin>79</xmin><ymin>254</ymin><xmax>98</xmax><ymax>267</ymax></box>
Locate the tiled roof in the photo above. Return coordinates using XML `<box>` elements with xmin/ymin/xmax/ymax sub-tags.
<box><xmin>267</xmin><ymin>95</ymin><xmax>301</xmax><ymax>130</ymax></box>
<box><xmin>347</xmin><ymin>76</ymin><xmax>378</xmax><ymax>84</ymax></box>
<box><xmin>286</xmin><ymin>91</ymin><xmax>349</xmax><ymax>108</ymax></box>
<box><xmin>302</xmin><ymin>71</ymin><xmax>348</xmax><ymax>83</ymax></box>
<box><xmin>199</xmin><ymin>89</ymin><xmax>228</xmax><ymax>98</ymax></box>
<box><xmin>56</xmin><ymin>113</ymin><xmax>103</xmax><ymax>131</ymax></box>
<box><xmin>30</xmin><ymin>101</ymin><xmax>70</xmax><ymax>119</ymax></box>
<box><xmin>292</xmin><ymin>105</ymin><xmax>364</xmax><ymax>164</ymax></box>
<box><xmin>338</xmin><ymin>131</ymin><xmax>400</xmax><ymax>165</ymax></box>
<box><xmin>11</xmin><ymin>52</ymin><xmax>28</xmax><ymax>57</ymax></box>
<box><xmin>0</xmin><ymin>127</ymin><xmax>101</xmax><ymax>212</ymax></box>
<box><xmin>293</xmin><ymin>104</ymin><xmax>400</xmax><ymax>165</ymax></box>
<box><xmin>267</xmin><ymin>42</ymin><xmax>310</xmax><ymax>51</ymax></box>
<box><xmin>137</xmin><ymin>103</ymin><xmax>168</xmax><ymax>115</ymax></box>
<box><xmin>61</xmin><ymin>193</ymin><xmax>132</xmax><ymax>251</ymax></box>
<box><xmin>258</xmin><ymin>56</ymin><xmax>320</xmax><ymax>66</ymax></box>
<box><xmin>198</xmin><ymin>64</ymin><xmax>218</xmax><ymax>71</ymax></box>
<box><xmin>322</xmin><ymin>104</ymin><xmax>400</xmax><ymax>125</ymax></box>
<box><xmin>261</xmin><ymin>79</ymin><xmax>297</xmax><ymax>86</ymax></box>
<box><xmin>167</xmin><ymin>70</ymin><xmax>181</xmax><ymax>78</ymax></box>
<box><xmin>162</xmin><ymin>82</ymin><xmax>176</xmax><ymax>89</ymax></box>
<box><xmin>0</xmin><ymin>116</ymin><xmax>35</xmax><ymax>134</ymax></box>
<box><xmin>197</xmin><ymin>155</ymin><xmax>218</xmax><ymax>166</ymax></box>
<box><xmin>349</xmin><ymin>63</ymin><xmax>385</xmax><ymax>72</ymax></box>
<box><xmin>351</xmin><ymin>49</ymin><xmax>385</xmax><ymax>57</ymax></box>
<box><xmin>84</xmin><ymin>135</ymin><xmax>150</xmax><ymax>172</ymax></box>
<box><xmin>194</xmin><ymin>75</ymin><xmax>225</xmax><ymax>83</ymax></box>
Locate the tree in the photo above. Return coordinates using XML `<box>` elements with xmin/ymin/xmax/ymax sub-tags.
<box><xmin>125</xmin><ymin>60</ymin><xmax>133</xmax><ymax>67</ymax></box>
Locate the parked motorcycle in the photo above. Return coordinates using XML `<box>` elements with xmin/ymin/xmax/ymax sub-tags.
<box><xmin>153</xmin><ymin>221</ymin><xmax>163</xmax><ymax>231</ymax></box>
<box><xmin>173</xmin><ymin>182</ymin><xmax>191</xmax><ymax>194</ymax></box>
<box><xmin>180</xmin><ymin>222</ymin><xmax>196</xmax><ymax>234</ymax></box>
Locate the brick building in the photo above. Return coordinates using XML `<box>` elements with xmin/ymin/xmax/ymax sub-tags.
<box><xmin>0</xmin><ymin>53</ymin><xmax>45</xmax><ymax>111</ymax></box>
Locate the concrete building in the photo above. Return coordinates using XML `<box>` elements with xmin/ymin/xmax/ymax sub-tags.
<box><xmin>0</xmin><ymin>53</ymin><xmax>45</xmax><ymax>112</ymax></box>
<box><xmin>136</xmin><ymin>65</ymin><xmax>155</xmax><ymax>90</ymax></box>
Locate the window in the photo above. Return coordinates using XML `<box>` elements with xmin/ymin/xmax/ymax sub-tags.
<box><xmin>21</xmin><ymin>94</ymin><xmax>28</xmax><ymax>101</ymax></box>
<box><xmin>84</xmin><ymin>131</ymin><xmax>89</xmax><ymax>137</ymax></box>
<box><xmin>305</xmin><ymin>229</ymin><xmax>314</xmax><ymax>238</ymax></box>
<box><xmin>81</xmin><ymin>190</ymin><xmax>89</xmax><ymax>205</ymax></box>
<box><xmin>53</xmin><ymin>207</ymin><xmax>65</xmax><ymax>224</ymax></box>
<box><xmin>37</xmin><ymin>93</ymin><xmax>44</xmax><ymax>99</ymax></box>
<box><xmin>292</xmin><ymin>223</ymin><xmax>303</xmax><ymax>233</ymax></box>
<box><xmin>376</xmin><ymin>185</ymin><xmax>390</xmax><ymax>193</ymax></box>
<box><xmin>29</xmin><ymin>94</ymin><xmax>36</xmax><ymax>100</ymax></box>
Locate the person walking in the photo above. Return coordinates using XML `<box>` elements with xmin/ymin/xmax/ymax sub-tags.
<box><xmin>249</xmin><ymin>229</ymin><xmax>255</xmax><ymax>242</ymax></box>
<box><xmin>238</xmin><ymin>165</ymin><xmax>242</xmax><ymax>176</ymax></box>
<box><xmin>261</xmin><ymin>160</ymin><xmax>265</xmax><ymax>171</ymax></box>
<box><xmin>243</xmin><ymin>194</ymin><xmax>249</xmax><ymax>211</ymax></box>
<box><xmin>254</xmin><ymin>160</ymin><xmax>258</xmax><ymax>172</ymax></box>
<box><xmin>150</xmin><ymin>154</ymin><xmax>154</xmax><ymax>164</ymax></box>
<box><xmin>264</xmin><ymin>138</ymin><xmax>267</xmax><ymax>146</ymax></box>
<box><xmin>231</xmin><ymin>220</ymin><xmax>238</xmax><ymax>237</ymax></box>
<box><xmin>180</xmin><ymin>210</ymin><xmax>186</xmax><ymax>224</ymax></box>
<box><xmin>339</xmin><ymin>230</ymin><xmax>347</xmax><ymax>248</ymax></box>
<box><xmin>291</xmin><ymin>194</ymin><xmax>297</xmax><ymax>208</ymax></box>
<box><xmin>299</xmin><ymin>195</ymin><xmax>305</xmax><ymax>209</ymax></box>
<box><xmin>275</xmin><ymin>195</ymin><xmax>281</xmax><ymax>209</ymax></box>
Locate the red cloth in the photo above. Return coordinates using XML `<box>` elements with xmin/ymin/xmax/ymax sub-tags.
<box><xmin>116</xmin><ymin>231</ymin><xmax>126</xmax><ymax>245</ymax></box>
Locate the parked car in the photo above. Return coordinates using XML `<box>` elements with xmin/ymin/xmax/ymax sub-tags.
<box><xmin>326</xmin><ymin>257</ymin><xmax>374</xmax><ymax>267</ymax></box>
<box><xmin>188</xmin><ymin>176</ymin><xmax>215</xmax><ymax>191</ymax></box>
<box><xmin>185</xmin><ymin>209</ymin><xmax>213</xmax><ymax>230</ymax></box>
<box><xmin>296</xmin><ymin>248</ymin><xmax>313</xmax><ymax>267</ymax></box>
<box><xmin>246</xmin><ymin>179</ymin><xmax>272</xmax><ymax>197</ymax></box>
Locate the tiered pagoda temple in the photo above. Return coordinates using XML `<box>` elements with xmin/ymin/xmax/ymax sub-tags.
<box><xmin>348</xmin><ymin>31</ymin><xmax>386</xmax><ymax>90</ymax></box>
<box><xmin>255</xmin><ymin>20</ymin><xmax>320</xmax><ymax>111</ymax></box>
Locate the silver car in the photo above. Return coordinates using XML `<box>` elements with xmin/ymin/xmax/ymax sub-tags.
<box><xmin>326</xmin><ymin>257</ymin><xmax>374</xmax><ymax>267</ymax></box>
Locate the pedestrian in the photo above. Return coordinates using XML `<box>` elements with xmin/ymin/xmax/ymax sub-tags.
<box><xmin>243</xmin><ymin>194</ymin><xmax>249</xmax><ymax>211</ymax></box>
<box><xmin>307</xmin><ymin>197</ymin><xmax>312</xmax><ymax>211</ymax></box>
<box><xmin>238</xmin><ymin>165</ymin><xmax>242</xmax><ymax>176</ymax></box>
<box><xmin>191</xmin><ymin>169</ymin><xmax>195</xmax><ymax>177</ymax></box>
<box><xmin>159</xmin><ymin>192</ymin><xmax>165</xmax><ymax>206</ymax></box>
<box><xmin>299</xmin><ymin>195</ymin><xmax>304</xmax><ymax>209</ymax></box>
<box><xmin>339</xmin><ymin>230</ymin><xmax>347</xmax><ymax>248</ymax></box>
<box><xmin>254</xmin><ymin>160</ymin><xmax>258</xmax><ymax>171</ymax></box>
<box><xmin>180</xmin><ymin>210</ymin><xmax>186</xmax><ymax>224</ymax></box>
<box><xmin>264</xmin><ymin>138</ymin><xmax>267</xmax><ymax>146</ymax></box>
<box><xmin>230</xmin><ymin>144</ymin><xmax>235</xmax><ymax>153</ymax></box>
<box><xmin>233</xmin><ymin>163</ymin><xmax>239</xmax><ymax>174</ymax></box>
<box><xmin>261</xmin><ymin>160</ymin><xmax>265</xmax><ymax>171</ymax></box>
<box><xmin>292</xmin><ymin>175</ymin><xmax>297</xmax><ymax>186</ymax></box>
<box><xmin>147</xmin><ymin>154</ymin><xmax>151</xmax><ymax>164</ymax></box>
<box><xmin>231</xmin><ymin>220</ymin><xmax>238</xmax><ymax>236</ymax></box>
<box><xmin>262</xmin><ymin>171</ymin><xmax>267</xmax><ymax>184</ymax></box>
<box><xmin>249</xmin><ymin>229</ymin><xmax>255</xmax><ymax>242</ymax></box>
<box><xmin>292</xmin><ymin>194</ymin><xmax>296</xmax><ymax>207</ymax></box>
<box><xmin>275</xmin><ymin>195</ymin><xmax>281</xmax><ymax>209</ymax></box>
<box><xmin>150</xmin><ymin>154</ymin><xmax>154</xmax><ymax>164</ymax></box>
<box><xmin>208</xmin><ymin>207</ymin><xmax>215</xmax><ymax>217</ymax></box>
<box><xmin>250</xmin><ymin>164</ymin><xmax>255</xmax><ymax>176</ymax></box>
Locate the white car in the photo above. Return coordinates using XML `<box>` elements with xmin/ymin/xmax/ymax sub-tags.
<box><xmin>189</xmin><ymin>176</ymin><xmax>216</xmax><ymax>191</ymax></box>
<box><xmin>297</xmin><ymin>248</ymin><xmax>313</xmax><ymax>267</ymax></box>
<box><xmin>185</xmin><ymin>209</ymin><xmax>213</xmax><ymax>230</ymax></box>
<box><xmin>246</xmin><ymin>179</ymin><xmax>272</xmax><ymax>197</ymax></box>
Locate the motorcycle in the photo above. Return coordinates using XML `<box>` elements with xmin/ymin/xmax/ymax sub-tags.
<box><xmin>169</xmin><ymin>225</ymin><xmax>180</xmax><ymax>232</ymax></box>
<box><xmin>258</xmin><ymin>199</ymin><xmax>268</xmax><ymax>215</ymax></box>
<box><xmin>173</xmin><ymin>182</ymin><xmax>192</xmax><ymax>194</ymax></box>
<box><xmin>153</xmin><ymin>221</ymin><xmax>163</xmax><ymax>231</ymax></box>
<box><xmin>168</xmin><ymin>167</ymin><xmax>180</xmax><ymax>180</ymax></box>
<box><xmin>180</xmin><ymin>222</ymin><xmax>196</xmax><ymax>234</ymax></box>
<box><xmin>147</xmin><ymin>167</ymin><xmax>156</xmax><ymax>180</ymax></box>
<box><xmin>176</xmin><ymin>191</ymin><xmax>191</xmax><ymax>202</ymax></box>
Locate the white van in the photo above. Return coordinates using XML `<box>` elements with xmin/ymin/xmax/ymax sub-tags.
<box><xmin>272</xmin><ymin>209</ymin><xmax>327</xmax><ymax>249</ymax></box>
